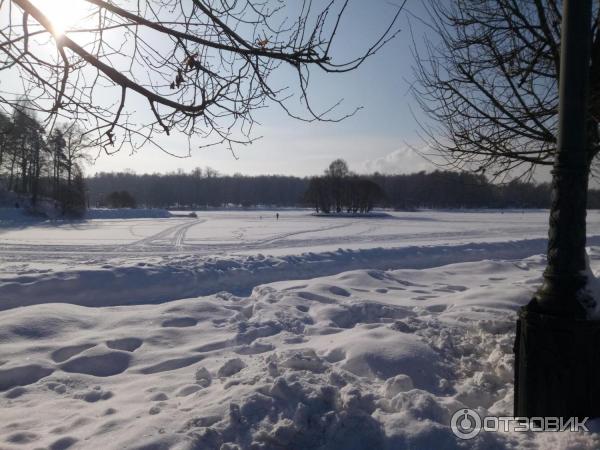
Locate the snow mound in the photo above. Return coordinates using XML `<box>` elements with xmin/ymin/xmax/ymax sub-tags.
<box><xmin>0</xmin><ymin>238</ymin><xmax>558</xmax><ymax>309</ymax></box>
<box><xmin>1</xmin><ymin>258</ymin><xmax>597</xmax><ymax>449</ymax></box>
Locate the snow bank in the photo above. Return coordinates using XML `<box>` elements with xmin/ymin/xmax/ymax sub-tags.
<box><xmin>85</xmin><ymin>208</ymin><xmax>171</xmax><ymax>219</ymax></box>
<box><xmin>0</xmin><ymin>206</ymin><xmax>171</xmax><ymax>225</ymax></box>
<box><xmin>0</xmin><ymin>237</ymin><xmax>565</xmax><ymax>309</ymax></box>
<box><xmin>0</xmin><ymin>258</ymin><xmax>596</xmax><ymax>449</ymax></box>
<box><xmin>0</xmin><ymin>207</ymin><xmax>42</xmax><ymax>227</ymax></box>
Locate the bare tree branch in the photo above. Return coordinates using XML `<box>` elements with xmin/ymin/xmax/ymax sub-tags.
<box><xmin>1</xmin><ymin>0</ymin><xmax>403</xmax><ymax>156</ymax></box>
<box><xmin>411</xmin><ymin>0</ymin><xmax>592</xmax><ymax>180</ymax></box>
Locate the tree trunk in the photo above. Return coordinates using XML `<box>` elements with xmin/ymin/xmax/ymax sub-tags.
<box><xmin>31</xmin><ymin>143</ymin><xmax>40</xmax><ymax>206</ymax></box>
<box><xmin>8</xmin><ymin>148</ymin><xmax>17</xmax><ymax>191</ymax></box>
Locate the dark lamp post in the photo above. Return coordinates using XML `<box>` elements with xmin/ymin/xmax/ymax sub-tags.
<box><xmin>514</xmin><ymin>0</ymin><xmax>600</xmax><ymax>418</ymax></box>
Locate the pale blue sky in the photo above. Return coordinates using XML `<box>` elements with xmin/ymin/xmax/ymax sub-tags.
<box><xmin>0</xmin><ymin>1</ymin><xmax>435</xmax><ymax>177</ymax></box>
<box><xmin>86</xmin><ymin>1</ymin><xmax>435</xmax><ymax>177</ymax></box>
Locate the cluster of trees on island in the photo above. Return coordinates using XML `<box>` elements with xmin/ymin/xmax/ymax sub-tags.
<box><xmin>0</xmin><ymin>105</ymin><xmax>89</xmax><ymax>216</ymax></box>
<box><xmin>86</xmin><ymin>159</ymin><xmax>600</xmax><ymax>212</ymax></box>
<box><xmin>304</xmin><ymin>160</ymin><xmax>384</xmax><ymax>214</ymax></box>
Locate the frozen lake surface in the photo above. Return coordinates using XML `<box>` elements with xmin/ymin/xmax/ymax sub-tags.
<box><xmin>2</xmin><ymin>209</ymin><xmax>594</xmax><ymax>255</ymax></box>
<box><xmin>3</xmin><ymin>209</ymin><xmax>600</xmax><ymax>308</ymax></box>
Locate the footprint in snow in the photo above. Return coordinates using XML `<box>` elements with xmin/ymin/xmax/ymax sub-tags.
<box><xmin>176</xmin><ymin>385</ymin><xmax>203</xmax><ymax>397</ymax></box>
<box><xmin>433</xmin><ymin>288</ymin><xmax>454</xmax><ymax>293</ymax></box>
<box><xmin>6</xmin><ymin>432</ymin><xmax>39</xmax><ymax>445</ymax></box>
<box><xmin>193</xmin><ymin>340</ymin><xmax>229</xmax><ymax>353</ymax></box>
<box><xmin>296</xmin><ymin>291</ymin><xmax>336</xmax><ymax>304</ymax></box>
<box><xmin>138</xmin><ymin>355</ymin><xmax>204</xmax><ymax>375</ymax></box>
<box><xmin>75</xmin><ymin>386</ymin><xmax>113</xmax><ymax>402</ymax></box>
<box><xmin>218</xmin><ymin>358</ymin><xmax>246</xmax><ymax>378</ymax></box>
<box><xmin>425</xmin><ymin>304</ymin><xmax>448</xmax><ymax>313</ymax></box>
<box><xmin>161</xmin><ymin>317</ymin><xmax>198</xmax><ymax>328</ymax></box>
<box><xmin>51</xmin><ymin>343</ymin><xmax>96</xmax><ymax>363</ymax></box>
<box><xmin>60</xmin><ymin>351</ymin><xmax>131</xmax><ymax>377</ymax></box>
<box><xmin>49</xmin><ymin>436</ymin><xmax>78</xmax><ymax>450</ymax></box>
<box><xmin>0</xmin><ymin>364</ymin><xmax>54</xmax><ymax>391</ymax></box>
<box><xmin>106</xmin><ymin>337</ymin><xmax>143</xmax><ymax>352</ymax></box>
<box><xmin>235</xmin><ymin>342</ymin><xmax>274</xmax><ymax>355</ymax></box>
<box><xmin>328</xmin><ymin>286</ymin><xmax>351</xmax><ymax>297</ymax></box>
<box><xmin>4</xmin><ymin>386</ymin><xmax>27</xmax><ymax>399</ymax></box>
<box><xmin>46</xmin><ymin>382</ymin><xmax>67</xmax><ymax>394</ymax></box>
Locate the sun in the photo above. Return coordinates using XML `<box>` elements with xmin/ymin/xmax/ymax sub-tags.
<box><xmin>32</xmin><ymin>0</ymin><xmax>91</xmax><ymax>35</ymax></box>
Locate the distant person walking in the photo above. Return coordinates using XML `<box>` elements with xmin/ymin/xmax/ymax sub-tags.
<box><xmin>276</xmin><ymin>213</ymin><xmax>279</xmax><ymax>220</ymax></box>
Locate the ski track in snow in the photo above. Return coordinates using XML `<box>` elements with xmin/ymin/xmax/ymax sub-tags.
<box><xmin>2</xmin><ymin>208</ymin><xmax>600</xmax><ymax>309</ymax></box>
<box><xmin>122</xmin><ymin>219</ymin><xmax>208</xmax><ymax>251</ymax></box>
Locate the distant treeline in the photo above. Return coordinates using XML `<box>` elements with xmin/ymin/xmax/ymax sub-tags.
<box><xmin>88</xmin><ymin>168</ymin><xmax>307</xmax><ymax>209</ymax></box>
<box><xmin>86</xmin><ymin>166</ymin><xmax>600</xmax><ymax>210</ymax></box>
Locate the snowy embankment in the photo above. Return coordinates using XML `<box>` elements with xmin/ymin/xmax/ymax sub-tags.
<box><xmin>6</xmin><ymin>236</ymin><xmax>600</xmax><ymax>309</ymax></box>
<box><xmin>0</xmin><ymin>206</ymin><xmax>171</xmax><ymax>226</ymax></box>
<box><xmin>1</xmin><ymin>257</ymin><xmax>598</xmax><ymax>449</ymax></box>
<box><xmin>85</xmin><ymin>208</ymin><xmax>171</xmax><ymax>219</ymax></box>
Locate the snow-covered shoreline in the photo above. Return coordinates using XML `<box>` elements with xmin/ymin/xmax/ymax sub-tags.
<box><xmin>4</xmin><ymin>209</ymin><xmax>600</xmax><ymax>310</ymax></box>
<box><xmin>5</xmin><ymin>236</ymin><xmax>600</xmax><ymax>310</ymax></box>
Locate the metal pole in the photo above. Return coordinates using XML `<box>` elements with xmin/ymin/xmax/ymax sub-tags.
<box><xmin>534</xmin><ymin>0</ymin><xmax>593</xmax><ymax>317</ymax></box>
<box><xmin>514</xmin><ymin>0</ymin><xmax>600</xmax><ymax>418</ymax></box>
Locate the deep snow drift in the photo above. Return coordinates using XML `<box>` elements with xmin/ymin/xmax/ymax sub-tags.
<box><xmin>1</xmin><ymin>210</ymin><xmax>600</xmax><ymax>449</ymax></box>
<box><xmin>2</xmin><ymin>257</ymin><xmax>600</xmax><ymax>449</ymax></box>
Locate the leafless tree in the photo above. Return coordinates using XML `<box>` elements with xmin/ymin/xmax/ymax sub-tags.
<box><xmin>62</xmin><ymin>124</ymin><xmax>93</xmax><ymax>187</ymax></box>
<box><xmin>0</xmin><ymin>0</ymin><xmax>403</xmax><ymax>157</ymax></box>
<box><xmin>412</xmin><ymin>0</ymin><xmax>600</xmax><ymax>180</ymax></box>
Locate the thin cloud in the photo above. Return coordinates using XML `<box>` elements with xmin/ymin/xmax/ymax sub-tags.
<box><xmin>362</xmin><ymin>146</ymin><xmax>437</xmax><ymax>174</ymax></box>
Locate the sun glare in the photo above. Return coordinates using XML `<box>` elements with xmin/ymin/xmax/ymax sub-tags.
<box><xmin>32</xmin><ymin>0</ymin><xmax>90</xmax><ymax>35</ymax></box>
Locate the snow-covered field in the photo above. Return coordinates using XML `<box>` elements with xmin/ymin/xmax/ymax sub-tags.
<box><xmin>1</xmin><ymin>209</ymin><xmax>600</xmax><ymax>449</ymax></box>
<box><xmin>4</xmin><ymin>209</ymin><xmax>600</xmax><ymax>308</ymax></box>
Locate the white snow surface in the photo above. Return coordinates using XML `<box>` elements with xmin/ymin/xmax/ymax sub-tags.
<box><xmin>1</xmin><ymin>210</ymin><xmax>600</xmax><ymax>449</ymax></box>
<box><xmin>4</xmin><ymin>209</ymin><xmax>600</xmax><ymax>308</ymax></box>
